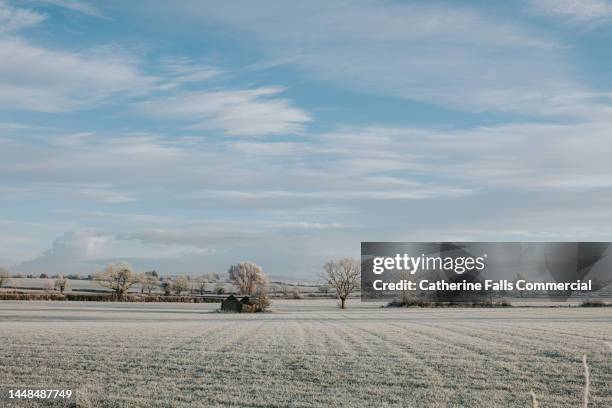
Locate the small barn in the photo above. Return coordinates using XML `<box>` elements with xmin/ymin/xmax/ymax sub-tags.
<box><xmin>221</xmin><ymin>295</ymin><xmax>242</xmax><ymax>312</ymax></box>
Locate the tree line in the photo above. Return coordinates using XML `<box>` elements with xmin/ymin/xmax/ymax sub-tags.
<box><xmin>0</xmin><ymin>258</ymin><xmax>361</xmax><ymax>309</ymax></box>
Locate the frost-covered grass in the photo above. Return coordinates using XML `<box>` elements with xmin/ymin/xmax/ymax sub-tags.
<box><xmin>0</xmin><ymin>300</ymin><xmax>610</xmax><ymax>407</ymax></box>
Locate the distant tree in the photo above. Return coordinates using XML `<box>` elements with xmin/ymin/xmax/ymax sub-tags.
<box><xmin>95</xmin><ymin>262</ymin><xmax>139</xmax><ymax>299</ymax></box>
<box><xmin>160</xmin><ymin>281</ymin><xmax>172</xmax><ymax>296</ymax></box>
<box><xmin>254</xmin><ymin>288</ymin><xmax>271</xmax><ymax>312</ymax></box>
<box><xmin>289</xmin><ymin>286</ymin><xmax>302</xmax><ymax>299</ymax></box>
<box><xmin>54</xmin><ymin>274</ymin><xmax>69</xmax><ymax>294</ymax></box>
<box><xmin>145</xmin><ymin>270</ymin><xmax>158</xmax><ymax>278</ymax></box>
<box><xmin>0</xmin><ymin>267</ymin><xmax>10</xmax><ymax>288</ymax></box>
<box><xmin>187</xmin><ymin>275</ymin><xmax>196</xmax><ymax>294</ymax></box>
<box><xmin>318</xmin><ymin>284</ymin><xmax>330</xmax><ymax>294</ymax></box>
<box><xmin>195</xmin><ymin>276</ymin><xmax>209</xmax><ymax>295</ymax></box>
<box><xmin>206</xmin><ymin>272</ymin><xmax>220</xmax><ymax>282</ymax></box>
<box><xmin>139</xmin><ymin>273</ymin><xmax>159</xmax><ymax>295</ymax></box>
<box><xmin>322</xmin><ymin>258</ymin><xmax>360</xmax><ymax>309</ymax></box>
<box><xmin>193</xmin><ymin>273</ymin><xmax>220</xmax><ymax>294</ymax></box>
<box><xmin>395</xmin><ymin>269</ymin><xmax>415</xmax><ymax>305</ymax></box>
<box><xmin>39</xmin><ymin>273</ymin><xmax>48</xmax><ymax>279</ymax></box>
<box><xmin>227</xmin><ymin>262</ymin><xmax>267</xmax><ymax>295</ymax></box>
<box><xmin>514</xmin><ymin>272</ymin><xmax>528</xmax><ymax>298</ymax></box>
<box><xmin>173</xmin><ymin>276</ymin><xmax>189</xmax><ymax>295</ymax></box>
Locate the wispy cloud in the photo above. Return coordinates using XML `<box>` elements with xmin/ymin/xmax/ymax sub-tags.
<box><xmin>202</xmin><ymin>188</ymin><xmax>470</xmax><ymax>201</ymax></box>
<box><xmin>530</xmin><ymin>0</ymin><xmax>612</xmax><ymax>23</ymax></box>
<box><xmin>150</xmin><ymin>1</ymin><xmax>596</xmax><ymax>116</ymax></box>
<box><xmin>0</xmin><ymin>183</ymin><xmax>138</xmax><ymax>204</ymax></box>
<box><xmin>25</xmin><ymin>0</ymin><xmax>106</xmax><ymax>19</ymax></box>
<box><xmin>227</xmin><ymin>141</ymin><xmax>302</xmax><ymax>155</ymax></box>
<box><xmin>159</xmin><ymin>57</ymin><xmax>222</xmax><ymax>87</ymax></box>
<box><xmin>135</xmin><ymin>87</ymin><xmax>311</xmax><ymax>136</ymax></box>
<box><xmin>0</xmin><ymin>0</ymin><xmax>46</xmax><ymax>32</ymax></box>
<box><xmin>0</xmin><ymin>38</ymin><xmax>157</xmax><ymax>111</ymax></box>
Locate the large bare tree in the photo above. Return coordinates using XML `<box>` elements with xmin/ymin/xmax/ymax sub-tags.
<box><xmin>228</xmin><ymin>262</ymin><xmax>267</xmax><ymax>295</ymax></box>
<box><xmin>95</xmin><ymin>262</ymin><xmax>139</xmax><ymax>299</ymax></box>
<box><xmin>0</xmin><ymin>267</ymin><xmax>10</xmax><ymax>288</ymax></box>
<box><xmin>323</xmin><ymin>258</ymin><xmax>361</xmax><ymax>309</ymax></box>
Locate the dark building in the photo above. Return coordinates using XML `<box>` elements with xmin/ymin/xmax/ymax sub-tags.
<box><xmin>221</xmin><ymin>295</ymin><xmax>242</xmax><ymax>312</ymax></box>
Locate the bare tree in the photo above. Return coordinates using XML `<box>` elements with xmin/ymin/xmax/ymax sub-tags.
<box><xmin>206</xmin><ymin>272</ymin><xmax>220</xmax><ymax>282</ymax></box>
<box><xmin>254</xmin><ymin>288</ymin><xmax>271</xmax><ymax>312</ymax></box>
<box><xmin>0</xmin><ymin>267</ymin><xmax>10</xmax><ymax>288</ymax></box>
<box><xmin>54</xmin><ymin>274</ymin><xmax>69</xmax><ymax>294</ymax></box>
<box><xmin>139</xmin><ymin>273</ymin><xmax>159</xmax><ymax>295</ymax></box>
<box><xmin>323</xmin><ymin>258</ymin><xmax>360</xmax><ymax>309</ymax></box>
<box><xmin>290</xmin><ymin>286</ymin><xmax>302</xmax><ymax>299</ymax></box>
<box><xmin>227</xmin><ymin>262</ymin><xmax>267</xmax><ymax>295</ymax></box>
<box><xmin>395</xmin><ymin>269</ymin><xmax>415</xmax><ymax>305</ymax></box>
<box><xmin>44</xmin><ymin>280</ymin><xmax>54</xmax><ymax>292</ymax></box>
<box><xmin>160</xmin><ymin>281</ymin><xmax>172</xmax><ymax>296</ymax></box>
<box><xmin>318</xmin><ymin>284</ymin><xmax>330</xmax><ymax>294</ymax></box>
<box><xmin>95</xmin><ymin>261</ymin><xmax>139</xmax><ymax>299</ymax></box>
<box><xmin>173</xmin><ymin>276</ymin><xmax>189</xmax><ymax>295</ymax></box>
<box><xmin>514</xmin><ymin>272</ymin><xmax>528</xmax><ymax>298</ymax></box>
<box><xmin>194</xmin><ymin>276</ymin><xmax>209</xmax><ymax>295</ymax></box>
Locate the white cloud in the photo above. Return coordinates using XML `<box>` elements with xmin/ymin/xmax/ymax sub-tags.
<box><xmin>531</xmin><ymin>0</ymin><xmax>612</xmax><ymax>22</ymax></box>
<box><xmin>0</xmin><ymin>182</ymin><xmax>138</xmax><ymax>204</ymax></box>
<box><xmin>6</xmin><ymin>119</ymin><xmax>612</xmax><ymax>275</ymax></box>
<box><xmin>202</xmin><ymin>187</ymin><xmax>470</xmax><ymax>201</ymax></box>
<box><xmin>13</xmin><ymin>230</ymin><xmax>206</xmax><ymax>273</ymax></box>
<box><xmin>0</xmin><ymin>0</ymin><xmax>45</xmax><ymax>32</ymax></box>
<box><xmin>160</xmin><ymin>57</ymin><xmax>222</xmax><ymax>86</ymax></box>
<box><xmin>141</xmin><ymin>0</ymin><xmax>605</xmax><ymax>117</ymax></box>
<box><xmin>228</xmin><ymin>141</ymin><xmax>302</xmax><ymax>155</ymax></box>
<box><xmin>77</xmin><ymin>187</ymin><xmax>137</xmax><ymax>204</ymax></box>
<box><xmin>30</xmin><ymin>0</ymin><xmax>106</xmax><ymax>19</ymax></box>
<box><xmin>0</xmin><ymin>38</ymin><xmax>157</xmax><ymax>111</ymax></box>
<box><xmin>316</xmin><ymin>121</ymin><xmax>612</xmax><ymax>192</ymax></box>
<box><xmin>135</xmin><ymin>87</ymin><xmax>311</xmax><ymax>136</ymax></box>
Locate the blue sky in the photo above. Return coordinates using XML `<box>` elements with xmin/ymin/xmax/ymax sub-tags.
<box><xmin>2</xmin><ymin>0</ymin><xmax>612</xmax><ymax>280</ymax></box>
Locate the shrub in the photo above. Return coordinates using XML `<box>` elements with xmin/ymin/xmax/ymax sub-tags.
<box><xmin>290</xmin><ymin>287</ymin><xmax>303</xmax><ymax>300</ymax></box>
<box><xmin>0</xmin><ymin>291</ymin><xmax>224</xmax><ymax>303</ymax></box>
<box><xmin>254</xmin><ymin>291</ymin><xmax>271</xmax><ymax>312</ymax></box>
<box><xmin>386</xmin><ymin>299</ymin><xmax>512</xmax><ymax>308</ymax></box>
<box><xmin>581</xmin><ymin>300</ymin><xmax>610</xmax><ymax>307</ymax></box>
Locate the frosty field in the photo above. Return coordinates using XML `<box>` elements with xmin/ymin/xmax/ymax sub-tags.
<box><xmin>0</xmin><ymin>300</ymin><xmax>610</xmax><ymax>407</ymax></box>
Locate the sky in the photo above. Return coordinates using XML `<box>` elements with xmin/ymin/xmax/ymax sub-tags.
<box><xmin>2</xmin><ymin>0</ymin><xmax>612</xmax><ymax>280</ymax></box>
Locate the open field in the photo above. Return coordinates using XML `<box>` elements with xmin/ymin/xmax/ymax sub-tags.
<box><xmin>0</xmin><ymin>300</ymin><xmax>611</xmax><ymax>407</ymax></box>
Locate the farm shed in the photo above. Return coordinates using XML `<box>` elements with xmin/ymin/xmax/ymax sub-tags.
<box><xmin>221</xmin><ymin>295</ymin><xmax>242</xmax><ymax>312</ymax></box>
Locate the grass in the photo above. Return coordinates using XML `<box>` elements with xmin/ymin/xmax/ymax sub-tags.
<box><xmin>0</xmin><ymin>300</ymin><xmax>610</xmax><ymax>407</ymax></box>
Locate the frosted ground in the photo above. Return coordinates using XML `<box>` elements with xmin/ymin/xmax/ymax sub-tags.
<box><xmin>0</xmin><ymin>300</ymin><xmax>610</xmax><ymax>407</ymax></box>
